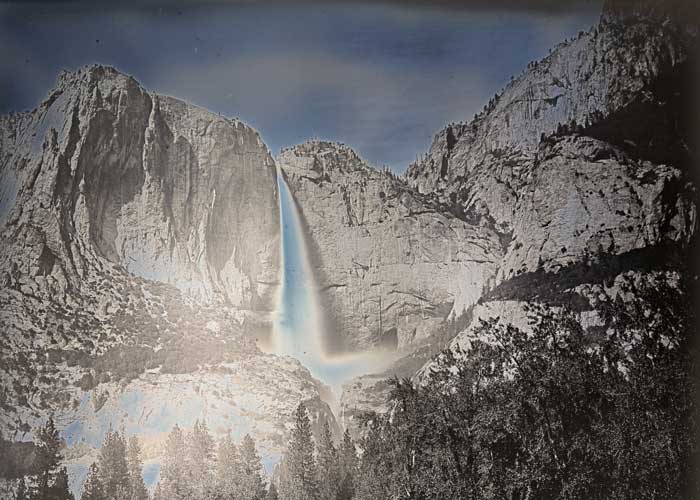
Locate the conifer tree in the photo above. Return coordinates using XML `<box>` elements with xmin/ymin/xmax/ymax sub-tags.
<box><xmin>34</xmin><ymin>416</ymin><xmax>73</xmax><ymax>500</ymax></box>
<box><xmin>97</xmin><ymin>428</ymin><xmax>129</xmax><ymax>500</ymax></box>
<box><xmin>53</xmin><ymin>469</ymin><xmax>74</xmax><ymax>500</ymax></box>
<box><xmin>216</xmin><ymin>431</ymin><xmax>241</xmax><ymax>500</ymax></box>
<box><xmin>152</xmin><ymin>482</ymin><xmax>163</xmax><ymax>500</ymax></box>
<box><xmin>189</xmin><ymin>420</ymin><xmax>215</xmax><ymax>500</ymax></box>
<box><xmin>279</xmin><ymin>404</ymin><xmax>319</xmax><ymax>500</ymax></box>
<box><xmin>81</xmin><ymin>462</ymin><xmax>105</xmax><ymax>500</ymax></box>
<box><xmin>126</xmin><ymin>436</ymin><xmax>148</xmax><ymax>500</ymax></box>
<box><xmin>239</xmin><ymin>434</ymin><xmax>266</xmax><ymax>500</ymax></box>
<box><xmin>337</xmin><ymin>430</ymin><xmax>357</xmax><ymax>500</ymax></box>
<box><xmin>266</xmin><ymin>482</ymin><xmax>279</xmax><ymax>500</ymax></box>
<box><xmin>316</xmin><ymin>422</ymin><xmax>339</xmax><ymax>500</ymax></box>
<box><xmin>158</xmin><ymin>424</ymin><xmax>190</xmax><ymax>500</ymax></box>
<box><xmin>35</xmin><ymin>417</ymin><xmax>62</xmax><ymax>497</ymax></box>
<box><xmin>15</xmin><ymin>478</ymin><xmax>28</xmax><ymax>500</ymax></box>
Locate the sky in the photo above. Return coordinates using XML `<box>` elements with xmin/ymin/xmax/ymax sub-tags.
<box><xmin>0</xmin><ymin>1</ymin><xmax>601</xmax><ymax>172</ymax></box>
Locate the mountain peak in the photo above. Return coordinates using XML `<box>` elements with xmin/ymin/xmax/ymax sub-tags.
<box><xmin>54</xmin><ymin>64</ymin><xmax>137</xmax><ymax>93</ymax></box>
<box><xmin>600</xmin><ymin>0</ymin><xmax>699</xmax><ymax>31</ymax></box>
<box><xmin>278</xmin><ymin>139</ymin><xmax>375</xmax><ymax>178</ymax></box>
<box><xmin>282</xmin><ymin>139</ymin><xmax>363</xmax><ymax>161</ymax></box>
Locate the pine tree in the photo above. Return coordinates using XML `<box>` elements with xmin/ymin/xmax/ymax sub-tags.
<box><xmin>266</xmin><ymin>482</ymin><xmax>279</xmax><ymax>500</ymax></box>
<box><xmin>52</xmin><ymin>469</ymin><xmax>75</xmax><ymax>500</ymax></box>
<box><xmin>126</xmin><ymin>436</ymin><xmax>148</xmax><ymax>500</ymax></box>
<box><xmin>354</xmin><ymin>422</ymin><xmax>393</xmax><ymax>500</ymax></box>
<box><xmin>216</xmin><ymin>431</ymin><xmax>241</xmax><ymax>500</ymax></box>
<box><xmin>35</xmin><ymin>417</ymin><xmax>62</xmax><ymax>498</ymax></box>
<box><xmin>239</xmin><ymin>434</ymin><xmax>266</xmax><ymax>500</ymax></box>
<box><xmin>279</xmin><ymin>404</ymin><xmax>319</xmax><ymax>500</ymax></box>
<box><xmin>15</xmin><ymin>478</ymin><xmax>28</xmax><ymax>500</ymax></box>
<box><xmin>316</xmin><ymin>422</ymin><xmax>339</xmax><ymax>500</ymax></box>
<box><xmin>152</xmin><ymin>482</ymin><xmax>163</xmax><ymax>500</ymax></box>
<box><xmin>337</xmin><ymin>430</ymin><xmax>357</xmax><ymax>500</ymax></box>
<box><xmin>81</xmin><ymin>462</ymin><xmax>105</xmax><ymax>500</ymax></box>
<box><xmin>189</xmin><ymin>420</ymin><xmax>215</xmax><ymax>500</ymax></box>
<box><xmin>97</xmin><ymin>428</ymin><xmax>129</xmax><ymax>500</ymax></box>
<box><xmin>158</xmin><ymin>424</ymin><xmax>190</xmax><ymax>500</ymax></box>
<box><xmin>34</xmin><ymin>416</ymin><xmax>73</xmax><ymax>500</ymax></box>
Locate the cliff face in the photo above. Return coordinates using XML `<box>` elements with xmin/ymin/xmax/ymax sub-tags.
<box><xmin>405</xmin><ymin>5</ymin><xmax>693</xmax><ymax>197</ymax></box>
<box><xmin>495</xmin><ymin>136</ymin><xmax>694</xmax><ymax>285</ymax></box>
<box><xmin>337</xmin><ymin>7</ymin><xmax>697</xmax><ymax>427</ymax></box>
<box><xmin>0</xmin><ymin>65</ymin><xmax>279</xmax><ymax>309</ymax></box>
<box><xmin>0</xmin><ymin>66</ymin><xmax>338</xmax><ymax>491</ymax></box>
<box><xmin>276</xmin><ymin>141</ymin><xmax>503</xmax><ymax>353</ymax></box>
<box><xmin>0</xmin><ymin>0</ymin><xmax>696</xmax><ymax>487</ymax></box>
<box><xmin>401</xmin><ymin>2</ymin><xmax>696</xmax><ymax>289</ymax></box>
<box><xmin>271</xmin><ymin>4</ymin><xmax>695</xmax><ymax>373</ymax></box>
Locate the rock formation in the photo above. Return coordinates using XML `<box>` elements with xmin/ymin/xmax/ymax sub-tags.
<box><xmin>335</xmin><ymin>3</ymin><xmax>697</xmax><ymax>427</ymax></box>
<box><xmin>277</xmin><ymin>141</ymin><xmax>502</xmax><ymax>353</ymax></box>
<box><xmin>0</xmin><ymin>65</ymin><xmax>280</xmax><ymax>309</ymax></box>
<box><xmin>0</xmin><ymin>66</ymin><xmax>336</xmax><ymax>492</ymax></box>
<box><xmin>0</xmin><ymin>0</ymin><xmax>696</xmax><ymax>492</ymax></box>
<box><xmin>405</xmin><ymin>1</ymin><xmax>695</xmax><ymax>196</ymax></box>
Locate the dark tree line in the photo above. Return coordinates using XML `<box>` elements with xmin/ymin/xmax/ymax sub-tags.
<box><xmin>348</xmin><ymin>275</ymin><xmax>696</xmax><ymax>500</ymax></box>
<box><xmin>14</xmin><ymin>417</ymin><xmax>73</xmax><ymax>500</ymax></box>
<box><xmin>275</xmin><ymin>404</ymin><xmax>358</xmax><ymax>500</ymax></box>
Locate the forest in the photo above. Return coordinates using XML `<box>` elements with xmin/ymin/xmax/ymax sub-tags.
<box><xmin>10</xmin><ymin>274</ymin><xmax>696</xmax><ymax>500</ymax></box>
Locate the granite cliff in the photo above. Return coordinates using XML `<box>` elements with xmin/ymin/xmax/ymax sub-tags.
<box><xmin>276</xmin><ymin>142</ymin><xmax>503</xmax><ymax>353</ymax></box>
<box><xmin>0</xmin><ymin>0</ymin><xmax>696</xmax><ymax>493</ymax></box>
<box><xmin>0</xmin><ymin>66</ymin><xmax>336</xmax><ymax>493</ymax></box>
<box><xmin>0</xmin><ymin>65</ymin><xmax>280</xmax><ymax>309</ymax></box>
<box><xmin>332</xmin><ymin>3</ymin><xmax>697</xmax><ymax>426</ymax></box>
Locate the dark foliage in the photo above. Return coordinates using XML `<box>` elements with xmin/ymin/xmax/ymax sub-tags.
<box><xmin>352</xmin><ymin>275</ymin><xmax>696</xmax><ymax>500</ymax></box>
<box><xmin>27</xmin><ymin>417</ymin><xmax>74</xmax><ymax>500</ymax></box>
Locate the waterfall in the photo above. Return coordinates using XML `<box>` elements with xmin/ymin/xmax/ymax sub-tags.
<box><xmin>273</xmin><ymin>166</ymin><xmax>325</xmax><ymax>363</ymax></box>
<box><xmin>273</xmin><ymin>167</ymin><xmax>395</xmax><ymax>394</ymax></box>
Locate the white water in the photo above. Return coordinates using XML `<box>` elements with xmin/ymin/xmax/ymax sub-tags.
<box><xmin>272</xmin><ymin>168</ymin><xmax>394</xmax><ymax>394</ymax></box>
<box><xmin>272</xmin><ymin>166</ymin><xmax>325</xmax><ymax>362</ymax></box>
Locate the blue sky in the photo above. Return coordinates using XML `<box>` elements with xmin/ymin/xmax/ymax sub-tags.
<box><xmin>0</xmin><ymin>2</ymin><xmax>600</xmax><ymax>172</ymax></box>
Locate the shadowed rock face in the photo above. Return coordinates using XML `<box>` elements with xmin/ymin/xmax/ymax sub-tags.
<box><xmin>0</xmin><ymin>65</ymin><xmax>280</xmax><ymax>310</ymax></box>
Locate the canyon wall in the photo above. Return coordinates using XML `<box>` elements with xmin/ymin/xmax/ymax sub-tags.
<box><xmin>0</xmin><ymin>66</ymin><xmax>335</xmax><ymax>493</ymax></box>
